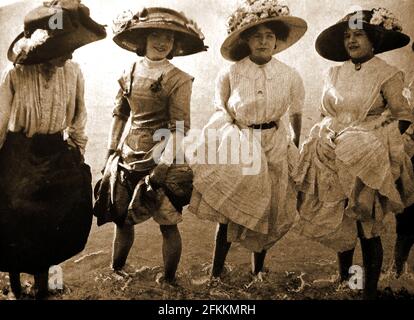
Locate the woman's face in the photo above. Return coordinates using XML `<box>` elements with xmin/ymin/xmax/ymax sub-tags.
<box><xmin>344</xmin><ymin>28</ymin><xmax>374</xmax><ymax>61</ymax></box>
<box><xmin>146</xmin><ymin>30</ymin><xmax>175</xmax><ymax>61</ymax></box>
<box><xmin>246</xmin><ymin>24</ymin><xmax>277</xmax><ymax>64</ymax></box>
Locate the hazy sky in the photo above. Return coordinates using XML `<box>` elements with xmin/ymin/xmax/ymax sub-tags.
<box><xmin>1</xmin><ymin>0</ymin><xmax>414</xmax><ymax>131</ymax></box>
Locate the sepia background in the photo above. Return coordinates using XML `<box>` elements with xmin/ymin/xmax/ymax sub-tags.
<box><xmin>0</xmin><ymin>0</ymin><xmax>414</xmax><ymax>300</ymax></box>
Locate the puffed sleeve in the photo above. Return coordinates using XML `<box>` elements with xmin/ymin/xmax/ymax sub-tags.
<box><xmin>213</xmin><ymin>67</ymin><xmax>233</xmax><ymax>123</ymax></box>
<box><xmin>382</xmin><ymin>71</ymin><xmax>414</xmax><ymax>123</ymax></box>
<box><xmin>112</xmin><ymin>66</ymin><xmax>132</xmax><ymax>121</ymax></box>
<box><xmin>0</xmin><ymin>67</ymin><xmax>15</xmax><ymax>150</ymax></box>
<box><xmin>66</xmin><ymin>67</ymin><xmax>88</xmax><ymax>154</ymax></box>
<box><xmin>288</xmin><ymin>69</ymin><xmax>305</xmax><ymax>116</ymax></box>
<box><xmin>112</xmin><ymin>88</ymin><xmax>131</xmax><ymax>121</ymax></box>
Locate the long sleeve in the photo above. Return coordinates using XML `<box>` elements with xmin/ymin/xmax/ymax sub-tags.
<box><xmin>382</xmin><ymin>71</ymin><xmax>414</xmax><ymax>123</ymax></box>
<box><xmin>289</xmin><ymin>69</ymin><xmax>305</xmax><ymax>116</ymax></box>
<box><xmin>214</xmin><ymin>68</ymin><xmax>233</xmax><ymax>123</ymax></box>
<box><xmin>0</xmin><ymin>68</ymin><xmax>14</xmax><ymax>150</ymax></box>
<box><xmin>66</xmin><ymin>67</ymin><xmax>88</xmax><ymax>154</ymax></box>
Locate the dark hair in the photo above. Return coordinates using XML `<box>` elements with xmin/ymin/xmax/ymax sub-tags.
<box><xmin>344</xmin><ymin>25</ymin><xmax>383</xmax><ymax>53</ymax></box>
<box><xmin>135</xmin><ymin>29</ymin><xmax>177</xmax><ymax>60</ymax></box>
<box><xmin>230</xmin><ymin>21</ymin><xmax>290</xmax><ymax>61</ymax></box>
<box><xmin>240</xmin><ymin>21</ymin><xmax>290</xmax><ymax>43</ymax></box>
<box><xmin>363</xmin><ymin>25</ymin><xmax>383</xmax><ymax>52</ymax></box>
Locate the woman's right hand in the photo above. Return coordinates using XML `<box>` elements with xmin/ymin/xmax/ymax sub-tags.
<box><xmin>316</xmin><ymin>130</ymin><xmax>337</xmax><ymax>165</ymax></box>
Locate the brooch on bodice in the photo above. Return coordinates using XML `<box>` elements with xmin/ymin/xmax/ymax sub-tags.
<box><xmin>150</xmin><ymin>74</ymin><xmax>164</xmax><ymax>93</ymax></box>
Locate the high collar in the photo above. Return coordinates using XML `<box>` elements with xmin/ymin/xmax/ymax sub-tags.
<box><xmin>345</xmin><ymin>56</ymin><xmax>378</xmax><ymax>72</ymax></box>
<box><xmin>142</xmin><ymin>57</ymin><xmax>171</xmax><ymax>69</ymax></box>
<box><xmin>238</xmin><ymin>56</ymin><xmax>279</xmax><ymax>80</ymax></box>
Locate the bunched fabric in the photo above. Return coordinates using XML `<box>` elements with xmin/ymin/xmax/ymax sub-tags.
<box><xmin>294</xmin><ymin>57</ymin><xmax>414</xmax><ymax>252</ymax></box>
<box><xmin>0</xmin><ymin>132</ymin><xmax>93</xmax><ymax>273</ymax></box>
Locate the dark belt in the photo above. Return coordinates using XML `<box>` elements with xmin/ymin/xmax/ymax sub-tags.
<box><xmin>249</xmin><ymin>121</ymin><xmax>279</xmax><ymax>130</ymax></box>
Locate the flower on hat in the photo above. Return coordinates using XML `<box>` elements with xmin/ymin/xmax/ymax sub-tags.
<box><xmin>13</xmin><ymin>29</ymin><xmax>50</xmax><ymax>58</ymax></box>
<box><xmin>226</xmin><ymin>0</ymin><xmax>291</xmax><ymax>34</ymax></box>
<box><xmin>185</xmin><ymin>18</ymin><xmax>205</xmax><ymax>40</ymax></box>
<box><xmin>370</xmin><ymin>7</ymin><xmax>403</xmax><ymax>32</ymax></box>
<box><xmin>112</xmin><ymin>10</ymin><xmax>134</xmax><ymax>34</ymax></box>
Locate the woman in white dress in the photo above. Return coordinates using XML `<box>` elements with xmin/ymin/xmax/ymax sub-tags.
<box><xmin>188</xmin><ymin>0</ymin><xmax>307</xmax><ymax>279</ymax></box>
<box><xmin>294</xmin><ymin>8</ymin><xmax>414</xmax><ymax>299</ymax></box>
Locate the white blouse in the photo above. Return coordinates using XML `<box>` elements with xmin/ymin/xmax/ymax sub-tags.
<box><xmin>0</xmin><ymin>61</ymin><xmax>88</xmax><ymax>153</ymax></box>
<box><xmin>215</xmin><ymin>56</ymin><xmax>304</xmax><ymax>126</ymax></box>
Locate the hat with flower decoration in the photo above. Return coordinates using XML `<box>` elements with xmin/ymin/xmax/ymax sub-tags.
<box><xmin>112</xmin><ymin>7</ymin><xmax>207</xmax><ymax>57</ymax></box>
<box><xmin>316</xmin><ymin>8</ymin><xmax>410</xmax><ymax>62</ymax></box>
<box><xmin>8</xmin><ymin>0</ymin><xmax>107</xmax><ymax>65</ymax></box>
<box><xmin>221</xmin><ymin>0</ymin><xmax>307</xmax><ymax>61</ymax></box>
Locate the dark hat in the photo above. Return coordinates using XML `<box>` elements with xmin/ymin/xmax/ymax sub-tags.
<box><xmin>112</xmin><ymin>7</ymin><xmax>207</xmax><ymax>57</ymax></box>
<box><xmin>316</xmin><ymin>8</ymin><xmax>410</xmax><ymax>62</ymax></box>
<box><xmin>8</xmin><ymin>0</ymin><xmax>107</xmax><ymax>65</ymax></box>
<box><xmin>220</xmin><ymin>0</ymin><xmax>307</xmax><ymax>62</ymax></box>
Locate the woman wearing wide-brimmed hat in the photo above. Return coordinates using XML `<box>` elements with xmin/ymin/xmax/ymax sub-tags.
<box><xmin>0</xmin><ymin>0</ymin><xmax>106</xmax><ymax>299</ymax></box>
<box><xmin>393</xmin><ymin>41</ymin><xmax>414</xmax><ymax>278</ymax></box>
<box><xmin>95</xmin><ymin>7</ymin><xmax>206</xmax><ymax>285</ymax></box>
<box><xmin>294</xmin><ymin>8</ymin><xmax>414</xmax><ymax>299</ymax></box>
<box><xmin>187</xmin><ymin>0</ymin><xmax>307</xmax><ymax>279</ymax></box>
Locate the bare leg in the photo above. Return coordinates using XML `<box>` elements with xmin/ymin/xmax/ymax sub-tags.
<box><xmin>159</xmin><ymin>225</ymin><xmax>182</xmax><ymax>283</ymax></box>
<box><xmin>251</xmin><ymin>250</ymin><xmax>267</xmax><ymax>275</ymax></box>
<box><xmin>9</xmin><ymin>272</ymin><xmax>21</xmax><ymax>299</ymax></box>
<box><xmin>112</xmin><ymin>223</ymin><xmax>135</xmax><ymax>270</ymax></box>
<box><xmin>211</xmin><ymin>223</ymin><xmax>232</xmax><ymax>278</ymax></box>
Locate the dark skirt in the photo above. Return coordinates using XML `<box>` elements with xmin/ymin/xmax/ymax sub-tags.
<box><xmin>396</xmin><ymin>156</ymin><xmax>414</xmax><ymax>237</ymax></box>
<box><xmin>0</xmin><ymin>132</ymin><xmax>93</xmax><ymax>273</ymax></box>
<box><xmin>94</xmin><ymin>156</ymin><xmax>193</xmax><ymax>227</ymax></box>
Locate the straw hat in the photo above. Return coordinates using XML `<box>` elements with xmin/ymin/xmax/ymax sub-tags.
<box><xmin>221</xmin><ymin>0</ymin><xmax>307</xmax><ymax>61</ymax></box>
<box><xmin>112</xmin><ymin>7</ymin><xmax>207</xmax><ymax>57</ymax></box>
<box><xmin>315</xmin><ymin>8</ymin><xmax>410</xmax><ymax>62</ymax></box>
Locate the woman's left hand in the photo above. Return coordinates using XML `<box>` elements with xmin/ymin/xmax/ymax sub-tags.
<box><xmin>149</xmin><ymin>163</ymin><xmax>170</xmax><ymax>189</ymax></box>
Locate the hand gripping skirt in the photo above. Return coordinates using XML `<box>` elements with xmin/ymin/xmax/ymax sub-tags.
<box><xmin>0</xmin><ymin>132</ymin><xmax>93</xmax><ymax>273</ymax></box>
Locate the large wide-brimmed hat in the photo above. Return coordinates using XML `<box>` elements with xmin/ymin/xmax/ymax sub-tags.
<box><xmin>221</xmin><ymin>0</ymin><xmax>307</xmax><ymax>62</ymax></box>
<box><xmin>8</xmin><ymin>0</ymin><xmax>107</xmax><ymax>65</ymax></box>
<box><xmin>112</xmin><ymin>7</ymin><xmax>207</xmax><ymax>57</ymax></box>
<box><xmin>316</xmin><ymin>8</ymin><xmax>410</xmax><ymax>62</ymax></box>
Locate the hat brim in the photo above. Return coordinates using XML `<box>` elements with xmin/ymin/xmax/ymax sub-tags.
<box><xmin>113</xmin><ymin>23</ymin><xmax>206</xmax><ymax>56</ymax></box>
<box><xmin>8</xmin><ymin>4</ymin><xmax>106</xmax><ymax>66</ymax></box>
<box><xmin>220</xmin><ymin>16</ymin><xmax>307</xmax><ymax>62</ymax></box>
<box><xmin>8</xmin><ymin>23</ymin><xmax>106</xmax><ymax>65</ymax></box>
<box><xmin>316</xmin><ymin>21</ymin><xmax>411</xmax><ymax>62</ymax></box>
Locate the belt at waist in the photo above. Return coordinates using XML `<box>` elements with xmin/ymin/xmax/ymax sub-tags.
<box><xmin>248</xmin><ymin>120</ymin><xmax>279</xmax><ymax>130</ymax></box>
